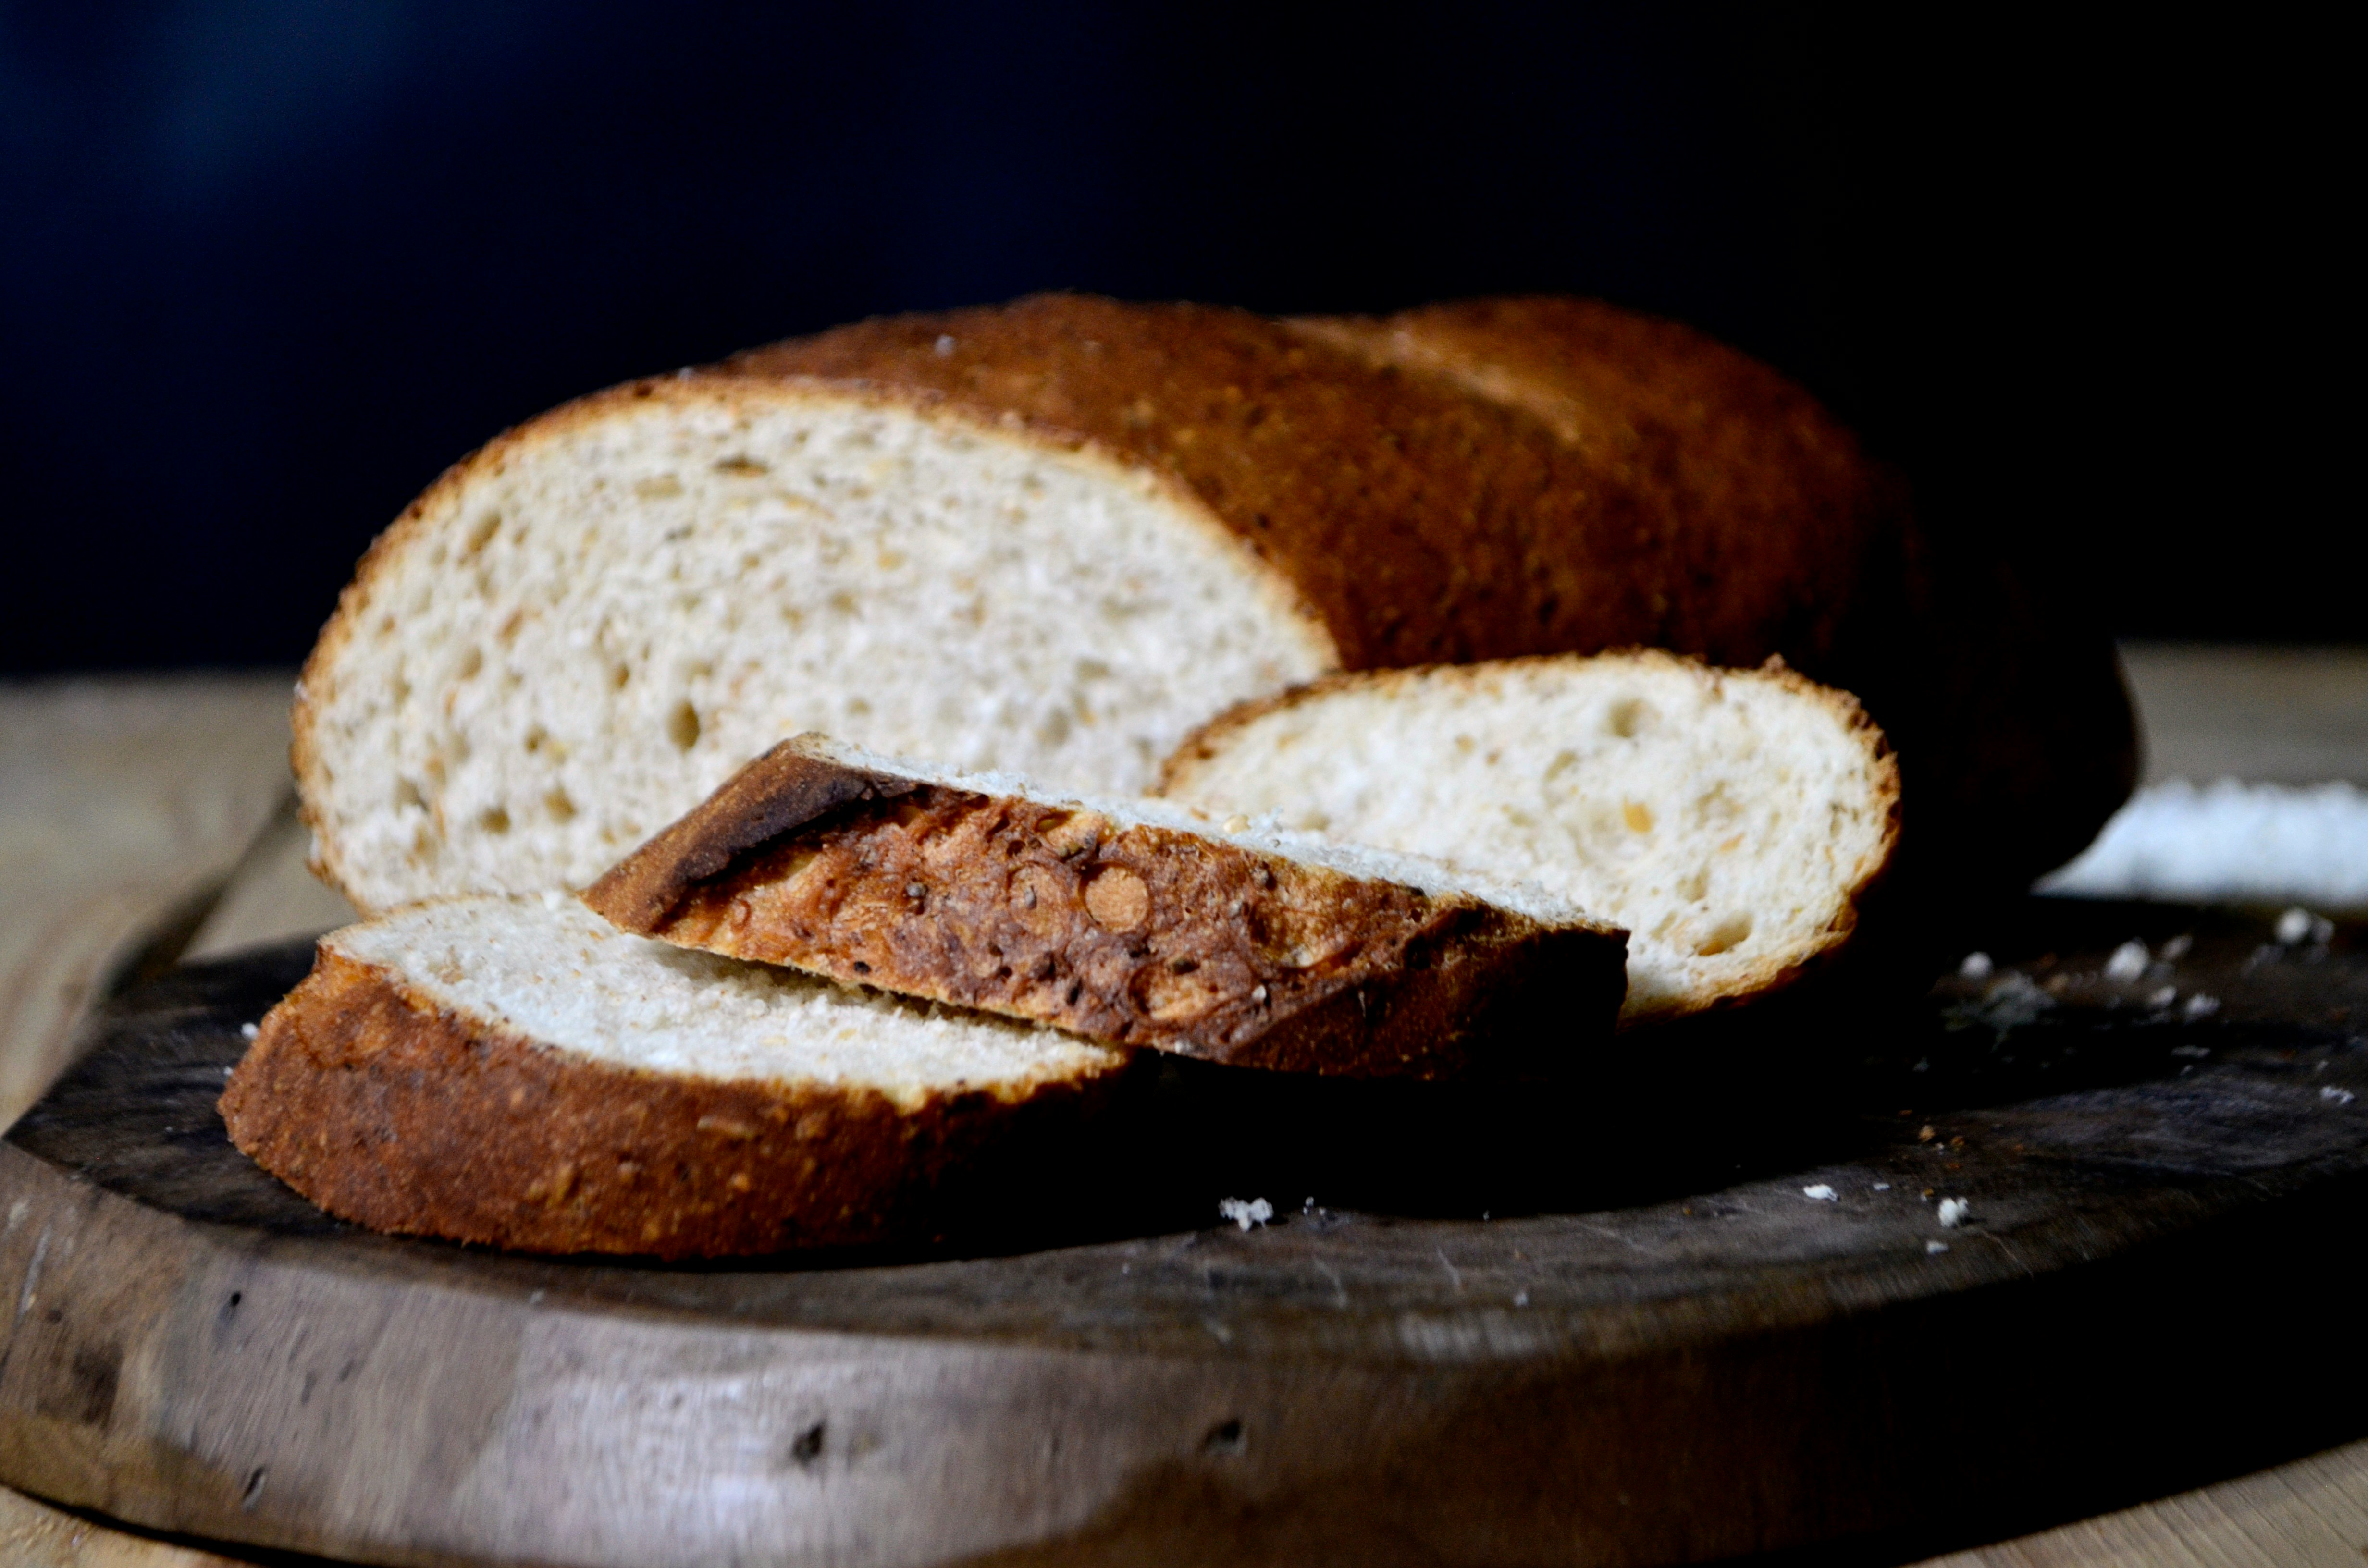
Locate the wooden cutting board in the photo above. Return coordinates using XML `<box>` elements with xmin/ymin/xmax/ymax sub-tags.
<box><xmin>1</xmin><ymin>899</ymin><xmax>2363</xmax><ymax>1568</ymax></box>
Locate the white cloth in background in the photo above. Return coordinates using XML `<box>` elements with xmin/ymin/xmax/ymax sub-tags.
<box><xmin>2038</xmin><ymin>779</ymin><xmax>2368</xmax><ymax>911</ymax></box>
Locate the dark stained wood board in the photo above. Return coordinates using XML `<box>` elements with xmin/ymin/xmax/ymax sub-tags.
<box><xmin>2</xmin><ymin>899</ymin><xmax>2365</xmax><ymax>1568</ymax></box>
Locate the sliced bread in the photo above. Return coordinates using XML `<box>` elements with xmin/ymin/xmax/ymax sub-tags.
<box><xmin>1291</xmin><ymin>296</ymin><xmax>2137</xmax><ymax>889</ymax></box>
<box><xmin>294</xmin><ymin>293</ymin><xmax>2128</xmax><ymax>916</ymax></box>
<box><xmin>1157</xmin><ymin>652</ymin><xmax>1900</xmax><ymax>1024</ymax></box>
<box><xmin>582</xmin><ymin>735</ymin><xmax>1628</xmax><ymax>1078</ymax></box>
<box><xmin>219</xmin><ymin>895</ymin><xmax>1127</xmax><ymax>1257</ymax></box>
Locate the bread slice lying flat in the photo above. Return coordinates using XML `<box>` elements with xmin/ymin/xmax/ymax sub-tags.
<box><xmin>583</xmin><ymin>735</ymin><xmax>1628</xmax><ymax>1078</ymax></box>
<box><xmin>294</xmin><ymin>293</ymin><xmax>2126</xmax><ymax>917</ymax></box>
<box><xmin>1158</xmin><ymin>652</ymin><xmax>1900</xmax><ymax>1025</ymax></box>
<box><xmin>219</xmin><ymin>896</ymin><xmax>1126</xmax><ymax>1257</ymax></box>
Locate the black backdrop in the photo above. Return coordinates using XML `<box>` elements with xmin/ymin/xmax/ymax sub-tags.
<box><xmin>1</xmin><ymin>4</ymin><xmax>2351</xmax><ymax>674</ymax></box>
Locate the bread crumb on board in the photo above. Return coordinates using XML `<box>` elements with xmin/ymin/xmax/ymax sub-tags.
<box><xmin>2104</xmin><ymin>940</ymin><xmax>2149</xmax><ymax>982</ymax></box>
<box><xmin>1219</xmin><ymin>1197</ymin><xmax>1273</xmax><ymax>1231</ymax></box>
<box><xmin>1937</xmin><ymin>1197</ymin><xmax>1972</xmax><ymax>1228</ymax></box>
<box><xmin>1801</xmin><ymin>1184</ymin><xmax>1838</xmax><ymax>1202</ymax></box>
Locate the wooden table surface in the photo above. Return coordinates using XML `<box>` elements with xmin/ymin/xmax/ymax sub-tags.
<box><xmin>3</xmin><ymin>648</ymin><xmax>2364</xmax><ymax>1568</ymax></box>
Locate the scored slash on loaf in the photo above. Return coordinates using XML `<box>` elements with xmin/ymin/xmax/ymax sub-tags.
<box><xmin>583</xmin><ymin>735</ymin><xmax>1629</xmax><ymax>1078</ymax></box>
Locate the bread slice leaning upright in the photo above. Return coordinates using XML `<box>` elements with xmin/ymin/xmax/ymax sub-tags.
<box><xmin>1158</xmin><ymin>652</ymin><xmax>1900</xmax><ymax>1025</ymax></box>
<box><xmin>583</xmin><ymin>735</ymin><xmax>1628</xmax><ymax>1079</ymax></box>
<box><xmin>220</xmin><ymin>895</ymin><xmax>1128</xmax><ymax>1258</ymax></box>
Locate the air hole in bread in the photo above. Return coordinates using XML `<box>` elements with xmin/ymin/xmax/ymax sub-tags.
<box><xmin>714</xmin><ymin>455</ymin><xmax>769</xmax><ymax>476</ymax></box>
<box><xmin>1622</xmin><ymin>801</ymin><xmax>1654</xmax><ymax>833</ymax></box>
<box><xmin>1607</xmin><ymin>698</ymin><xmax>1652</xmax><ymax>738</ymax></box>
<box><xmin>462</xmin><ymin>513</ymin><xmax>501</xmax><ymax>557</ymax></box>
<box><xmin>455</xmin><ymin>647</ymin><xmax>482</xmax><ymax>681</ymax></box>
<box><xmin>479</xmin><ymin>806</ymin><xmax>511</xmax><ymax>835</ymax></box>
<box><xmin>544</xmin><ymin>788</ymin><xmax>576</xmax><ymax>824</ymax></box>
<box><xmin>635</xmin><ymin>475</ymin><xmax>684</xmax><ymax>500</ymax></box>
<box><xmin>1695</xmin><ymin>913</ymin><xmax>1751</xmax><ymax>956</ymax></box>
<box><xmin>668</xmin><ymin>700</ymin><xmax>702</xmax><ymax>752</ymax></box>
<box><xmin>394</xmin><ymin>779</ymin><xmax>425</xmax><ymax>811</ymax></box>
<box><xmin>610</xmin><ymin>663</ymin><xmax>631</xmax><ymax>691</ymax></box>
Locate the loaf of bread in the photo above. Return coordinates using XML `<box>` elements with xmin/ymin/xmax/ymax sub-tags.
<box><xmin>220</xmin><ymin>896</ymin><xmax>1126</xmax><ymax>1257</ymax></box>
<box><xmin>1159</xmin><ymin>652</ymin><xmax>1900</xmax><ymax>1024</ymax></box>
<box><xmin>293</xmin><ymin>293</ymin><xmax>2128</xmax><ymax>916</ymax></box>
<box><xmin>582</xmin><ymin>735</ymin><xmax>1628</xmax><ymax>1077</ymax></box>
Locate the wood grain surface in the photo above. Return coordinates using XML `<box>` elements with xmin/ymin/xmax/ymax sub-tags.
<box><xmin>1</xmin><ymin>658</ymin><xmax>2363</xmax><ymax>1568</ymax></box>
<box><xmin>4</xmin><ymin>899</ymin><xmax>2367</xmax><ymax>1568</ymax></box>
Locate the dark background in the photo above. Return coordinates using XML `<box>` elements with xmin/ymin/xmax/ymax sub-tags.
<box><xmin>1</xmin><ymin>4</ymin><xmax>2351</xmax><ymax>674</ymax></box>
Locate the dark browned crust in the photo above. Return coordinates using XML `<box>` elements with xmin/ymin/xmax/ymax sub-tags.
<box><xmin>582</xmin><ymin>740</ymin><xmax>918</xmax><ymax>930</ymax></box>
<box><xmin>584</xmin><ymin>737</ymin><xmax>1628</xmax><ymax>1078</ymax></box>
<box><xmin>1158</xmin><ymin>649</ymin><xmax>1904</xmax><ymax>1026</ymax></box>
<box><xmin>219</xmin><ymin>946</ymin><xmax>1120</xmax><ymax>1259</ymax></box>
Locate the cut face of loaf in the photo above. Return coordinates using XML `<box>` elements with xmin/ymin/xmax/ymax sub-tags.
<box><xmin>297</xmin><ymin>374</ymin><xmax>1335</xmax><ymax>913</ymax></box>
<box><xmin>584</xmin><ymin>735</ymin><xmax>1628</xmax><ymax>1078</ymax></box>
<box><xmin>219</xmin><ymin>896</ymin><xmax>1126</xmax><ymax>1258</ymax></box>
<box><xmin>1158</xmin><ymin>653</ymin><xmax>1900</xmax><ymax>1024</ymax></box>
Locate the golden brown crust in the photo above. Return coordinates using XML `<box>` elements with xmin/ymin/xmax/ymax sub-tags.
<box><xmin>1289</xmin><ymin>301</ymin><xmax>1899</xmax><ymax>678</ymax></box>
<box><xmin>1158</xmin><ymin>649</ymin><xmax>1904</xmax><ymax>1025</ymax></box>
<box><xmin>219</xmin><ymin>946</ymin><xmax>1116</xmax><ymax>1258</ymax></box>
<box><xmin>584</xmin><ymin>738</ymin><xmax>1630</xmax><ymax>1078</ymax></box>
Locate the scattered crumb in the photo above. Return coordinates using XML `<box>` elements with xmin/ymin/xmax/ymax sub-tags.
<box><xmin>1927</xmin><ymin>1240</ymin><xmax>1949</xmax><ymax>1254</ymax></box>
<box><xmin>2277</xmin><ymin>906</ymin><xmax>2335</xmax><ymax>947</ymax></box>
<box><xmin>540</xmin><ymin>889</ymin><xmax>567</xmax><ymax>911</ymax></box>
<box><xmin>1513</xmin><ymin>1290</ymin><xmax>1530</xmax><ymax>1307</ymax></box>
<box><xmin>1937</xmin><ymin>1197</ymin><xmax>1972</xmax><ymax>1228</ymax></box>
<box><xmin>2184</xmin><ymin>993</ymin><xmax>2221</xmax><ymax>1020</ymax></box>
<box><xmin>2171</xmin><ymin>1044</ymin><xmax>2211</xmax><ymax>1059</ymax></box>
<box><xmin>2321</xmin><ymin>1086</ymin><xmax>2357</xmax><ymax>1106</ymax></box>
<box><xmin>1958</xmin><ymin>951</ymin><xmax>1994</xmax><ymax>980</ymax></box>
<box><xmin>1872</xmin><ymin>1182</ymin><xmax>1892</xmax><ymax>1192</ymax></box>
<box><xmin>1802</xmin><ymin>1184</ymin><xmax>1838</xmax><ymax>1201</ymax></box>
<box><xmin>1918</xmin><ymin>1124</ymin><xmax>1936</xmax><ymax>1142</ymax></box>
<box><xmin>1960</xmin><ymin>973</ymin><xmax>2055</xmax><ymax>1033</ymax></box>
<box><xmin>2161</xmin><ymin>934</ymin><xmax>2194</xmax><ymax>961</ymax></box>
<box><xmin>2104</xmin><ymin>940</ymin><xmax>2149</xmax><ymax>982</ymax></box>
<box><xmin>1219</xmin><ymin>1197</ymin><xmax>1273</xmax><ymax>1231</ymax></box>
<box><xmin>2148</xmin><ymin>985</ymin><xmax>2178</xmax><ymax>1010</ymax></box>
<box><xmin>222</xmin><ymin>1065</ymin><xmax>234</xmax><ymax>1078</ymax></box>
<box><xmin>239</xmin><ymin>1022</ymin><xmax>260</xmax><ymax>1040</ymax></box>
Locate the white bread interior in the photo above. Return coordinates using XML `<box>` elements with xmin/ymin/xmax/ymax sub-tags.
<box><xmin>330</xmin><ymin>894</ymin><xmax>1124</xmax><ymax>1106</ymax></box>
<box><xmin>1158</xmin><ymin>653</ymin><xmax>1899</xmax><ymax>1022</ymax></box>
<box><xmin>299</xmin><ymin>382</ymin><xmax>1334</xmax><ymax>913</ymax></box>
